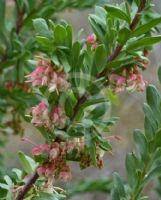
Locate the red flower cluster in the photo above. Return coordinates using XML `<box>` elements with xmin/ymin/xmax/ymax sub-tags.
<box><xmin>31</xmin><ymin>102</ymin><xmax>67</xmax><ymax>129</ymax></box>
<box><xmin>109</xmin><ymin>66</ymin><xmax>148</xmax><ymax>93</ymax></box>
<box><xmin>26</xmin><ymin>60</ymin><xmax>69</xmax><ymax>94</ymax></box>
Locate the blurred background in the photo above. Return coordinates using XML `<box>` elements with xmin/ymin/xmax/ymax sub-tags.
<box><xmin>3</xmin><ymin>0</ymin><xmax>161</xmax><ymax>199</ymax></box>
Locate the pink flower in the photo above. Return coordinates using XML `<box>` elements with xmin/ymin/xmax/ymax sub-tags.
<box><xmin>26</xmin><ymin>59</ymin><xmax>70</xmax><ymax>94</ymax></box>
<box><xmin>109</xmin><ymin>74</ymin><xmax>126</xmax><ymax>86</ymax></box>
<box><xmin>59</xmin><ymin>166</ymin><xmax>72</xmax><ymax>182</ymax></box>
<box><xmin>37</xmin><ymin>163</ymin><xmax>55</xmax><ymax>177</ymax></box>
<box><xmin>37</xmin><ymin>166</ymin><xmax>47</xmax><ymax>176</ymax></box>
<box><xmin>109</xmin><ymin>67</ymin><xmax>148</xmax><ymax>93</ymax></box>
<box><xmin>21</xmin><ymin>137</ymin><xmax>49</xmax><ymax>156</ymax></box>
<box><xmin>59</xmin><ymin>171</ymin><xmax>72</xmax><ymax>181</ymax></box>
<box><xmin>45</xmin><ymin>163</ymin><xmax>55</xmax><ymax>177</ymax></box>
<box><xmin>31</xmin><ymin>102</ymin><xmax>49</xmax><ymax>127</ymax></box>
<box><xmin>49</xmin><ymin>143</ymin><xmax>60</xmax><ymax>160</ymax></box>
<box><xmin>86</xmin><ymin>34</ymin><xmax>97</xmax><ymax>48</ymax></box>
<box><xmin>109</xmin><ymin>74</ymin><xmax>126</xmax><ymax>93</ymax></box>
<box><xmin>127</xmin><ymin>73</ymin><xmax>148</xmax><ymax>92</ymax></box>
<box><xmin>50</xmin><ymin>106</ymin><xmax>66</xmax><ymax>128</ymax></box>
<box><xmin>48</xmin><ymin>71</ymin><xmax>69</xmax><ymax>93</ymax></box>
<box><xmin>26</xmin><ymin>60</ymin><xmax>52</xmax><ymax>87</ymax></box>
<box><xmin>127</xmin><ymin>74</ymin><xmax>137</xmax><ymax>82</ymax></box>
<box><xmin>32</xmin><ymin>144</ymin><xmax>49</xmax><ymax>155</ymax></box>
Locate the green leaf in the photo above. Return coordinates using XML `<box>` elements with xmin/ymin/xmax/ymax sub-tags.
<box><xmin>66</xmin><ymin>25</ymin><xmax>73</xmax><ymax>48</ymax></box>
<box><xmin>51</xmin><ymin>54</ymin><xmax>60</xmax><ymax>66</ymax></box>
<box><xmin>131</xmin><ymin>17</ymin><xmax>161</xmax><ymax>38</ymax></box>
<box><xmin>143</xmin><ymin>103</ymin><xmax>158</xmax><ymax>131</ymax></box>
<box><xmin>134</xmin><ymin>0</ymin><xmax>141</xmax><ymax>6</ymax></box>
<box><xmin>95</xmin><ymin>6</ymin><xmax>107</xmax><ymax>22</ymax></box>
<box><xmin>62</xmin><ymin>91</ymin><xmax>76</xmax><ymax>117</ymax></box>
<box><xmin>118</xmin><ymin>27</ymin><xmax>131</xmax><ymax>44</ymax></box>
<box><xmin>90</xmin><ymin>103</ymin><xmax>107</xmax><ymax>119</ymax></box>
<box><xmin>89</xmin><ymin>17</ymin><xmax>105</xmax><ymax>42</ymax></box>
<box><xmin>18</xmin><ymin>151</ymin><xmax>37</xmax><ymax>174</ymax></box>
<box><xmin>144</xmin><ymin>116</ymin><xmax>155</xmax><ymax>141</ymax></box>
<box><xmin>81</xmin><ymin>98</ymin><xmax>108</xmax><ymax>109</ymax></box>
<box><xmin>153</xmin><ymin>147</ymin><xmax>161</xmax><ymax>161</ymax></box>
<box><xmin>0</xmin><ymin>183</ymin><xmax>9</xmax><ymax>190</ymax></box>
<box><xmin>0</xmin><ymin>0</ymin><xmax>5</xmax><ymax>29</ymax></box>
<box><xmin>146</xmin><ymin>85</ymin><xmax>161</xmax><ymax>123</ymax></box>
<box><xmin>111</xmin><ymin>188</ymin><xmax>120</xmax><ymax>200</ymax></box>
<box><xmin>33</xmin><ymin>18</ymin><xmax>51</xmax><ymax>38</ymax></box>
<box><xmin>105</xmin><ymin>5</ymin><xmax>130</xmax><ymax>23</ymax></box>
<box><xmin>59</xmin><ymin>51</ymin><xmax>71</xmax><ymax>72</ymax></box>
<box><xmin>113</xmin><ymin>172</ymin><xmax>126</xmax><ymax>198</ymax></box>
<box><xmin>93</xmin><ymin>44</ymin><xmax>107</xmax><ymax>73</ymax></box>
<box><xmin>106</xmin><ymin>56</ymin><xmax>134</xmax><ymax>68</ymax></box>
<box><xmin>12</xmin><ymin>168</ymin><xmax>22</xmax><ymax>180</ymax></box>
<box><xmin>106</xmin><ymin>88</ymin><xmax>119</xmax><ymax>105</ymax></box>
<box><xmin>90</xmin><ymin>14</ymin><xmax>106</xmax><ymax>29</ymax></box>
<box><xmin>82</xmin><ymin>119</ymin><xmax>94</xmax><ymax>129</ymax></box>
<box><xmin>36</xmin><ymin>36</ymin><xmax>51</xmax><ymax>46</ymax></box>
<box><xmin>84</xmin><ymin>132</ymin><xmax>97</xmax><ymax>166</ymax></box>
<box><xmin>127</xmin><ymin>36</ymin><xmax>161</xmax><ymax>50</ymax></box>
<box><xmin>154</xmin><ymin>128</ymin><xmax>161</xmax><ymax>149</ymax></box>
<box><xmin>158</xmin><ymin>66</ymin><xmax>161</xmax><ymax>85</ymax></box>
<box><xmin>71</xmin><ymin>42</ymin><xmax>81</xmax><ymax>66</ymax></box>
<box><xmin>95</xmin><ymin>135</ymin><xmax>112</xmax><ymax>151</ymax></box>
<box><xmin>125</xmin><ymin>153</ymin><xmax>138</xmax><ymax>186</ymax></box>
<box><xmin>133</xmin><ymin>130</ymin><xmax>148</xmax><ymax>161</ymax></box>
<box><xmin>144</xmin><ymin>165</ymin><xmax>161</xmax><ymax>184</ymax></box>
<box><xmin>54</xmin><ymin>25</ymin><xmax>67</xmax><ymax>45</ymax></box>
<box><xmin>4</xmin><ymin>176</ymin><xmax>13</xmax><ymax>188</ymax></box>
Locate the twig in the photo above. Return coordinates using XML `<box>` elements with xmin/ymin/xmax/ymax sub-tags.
<box><xmin>71</xmin><ymin>92</ymin><xmax>89</xmax><ymax>121</ymax></box>
<box><xmin>97</xmin><ymin>0</ymin><xmax>147</xmax><ymax>78</ymax></box>
<box><xmin>15</xmin><ymin>172</ymin><xmax>39</xmax><ymax>200</ymax></box>
<box><xmin>130</xmin><ymin>0</ymin><xmax>147</xmax><ymax>31</ymax></box>
<box><xmin>14</xmin><ymin>0</ymin><xmax>25</xmax><ymax>34</ymax></box>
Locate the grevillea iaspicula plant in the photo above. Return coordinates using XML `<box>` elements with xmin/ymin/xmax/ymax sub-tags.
<box><xmin>1</xmin><ymin>0</ymin><xmax>161</xmax><ymax>199</ymax></box>
<box><xmin>0</xmin><ymin>0</ymin><xmax>103</xmax><ymax>182</ymax></box>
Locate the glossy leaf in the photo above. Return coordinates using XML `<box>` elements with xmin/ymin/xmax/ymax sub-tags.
<box><xmin>18</xmin><ymin>151</ymin><xmax>37</xmax><ymax>174</ymax></box>
<box><xmin>131</xmin><ymin>17</ymin><xmax>161</xmax><ymax>37</ymax></box>
<box><xmin>133</xmin><ymin>129</ymin><xmax>148</xmax><ymax>161</ymax></box>
<box><xmin>105</xmin><ymin>5</ymin><xmax>131</xmax><ymax>23</ymax></box>
<box><xmin>93</xmin><ymin>44</ymin><xmax>107</xmax><ymax>73</ymax></box>
<box><xmin>127</xmin><ymin>36</ymin><xmax>161</xmax><ymax>50</ymax></box>
<box><xmin>33</xmin><ymin>18</ymin><xmax>51</xmax><ymax>38</ymax></box>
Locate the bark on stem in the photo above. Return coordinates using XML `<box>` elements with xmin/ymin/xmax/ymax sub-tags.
<box><xmin>15</xmin><ymin>172</ymin><xmax>39</xmax><ymax>200</ymax></box>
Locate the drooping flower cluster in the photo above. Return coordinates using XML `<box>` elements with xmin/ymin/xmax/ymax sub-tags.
<box><xmin>35</xmin><ymin>139</ymin><xmax>86</xmax><ymax>184</ymax></box>
<box><xmin>22</xmin><ymin>135</ymin><xmax>107</xmax><ymax>185</ymax></box>
<box><xmin>86</xmin><ymin>34</ymin><xmax>97</xmax><ymax>48</ymax></box>
<box><xmin>31</xmin><ymin>102</ymin><xmax>67</xmax><ymax>129</ymax></box>
<box><xmin>26</xmin><ymin>60</ymin><xmax>69</xmax><ymax>93</ymax></box>
<box><xmin>109</xmin><ymin>66</ymin><xmax>148</xmax><ymax>93</ymax></box>
<box><xmin>36</xmin><ymin>142</ymin><xmax>72</xmax><ymax>184</ymax></box>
